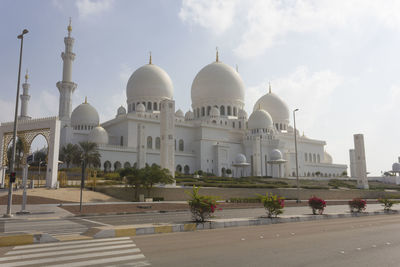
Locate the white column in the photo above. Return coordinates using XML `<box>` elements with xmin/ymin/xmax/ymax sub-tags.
<box><xmin>137</xmin><ymin>123</ymin><xmax>146</xmax><ymax>169</ymax></box>
<box><xmin>160</xmin><ymin>99</ymin><xmax>175</xmax><ymax>180</ymax></box>
<box><xmin>46</xmin><ymin>119</ymin><xmax>61</xmax><ymax>188</ymax></box>
<box><xmin>354</xmin><ymin>134</ymin><xmax>369</xmax><ymax>189</ymax></box>
<box><xmin>252</xmin><ymin>137</ymin><xmax>261</xmax><ymax>176</ymax></box>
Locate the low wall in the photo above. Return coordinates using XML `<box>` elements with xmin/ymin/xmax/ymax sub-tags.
<box><xmin>96</xmin><ymin>186</ymin><xmax>400</xmax><ymax>201</ymax></box>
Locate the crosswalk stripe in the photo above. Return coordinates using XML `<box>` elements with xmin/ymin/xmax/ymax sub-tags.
<box><xmin>7</xmin><ymin>240</ymin><xmax>134</xmax><ymax>255</ymax></box>
<box><xmin>1</xmin><ymin>249</ymin><xmax>143</xmax><ymax>267</ymax></box>
<box><xmin>108</xmin><ymin>261</ymin><xmax>152</xmax><ymax>267</ymax></box>
<box><xmin>0</xmin><ymin>244</ymin><xmax>137</xmax><ymax>262</ymax></box>
<box><xmin>45</xmin><ymin>254</ymin><xmax>147</xmax><ymax>267</ymax></box>
<box><xmin>13</xmin><ymin>237</ymin><xmax>131</xmax><ymax>249</ymax></box>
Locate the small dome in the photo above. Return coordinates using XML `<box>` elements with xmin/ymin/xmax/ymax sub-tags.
<box><xmin>71</xmin><ymin>101</ymin><xmax>99</xmax><ymax>128</ymax></box>
<box><xmin>185</xmin><ymin>110</ymin><xmax>194</xmax><ymax>120</ymax></box>
<box><xmin>270</xmin><ymin>149</ymin><xmax>283</xmax><ymax>161</ymax></box>
<box><xmin>117</xmin><ymin>106</ymin><xmax>126</xmax><ymax>116</ymax></box>
<box><xmin>88</xmin><ymin>126</ymin><xmax>109</xmax><ymax>145</ymax></box>
<box><xmin>248</xmin><ymin>109</ymin><xmax>273</xmax><ymax>130</ymax></box>
<box><xmin>238</xmin><ymin>109</ymin><xmax>247</xmax><ymax>119</ymax></box>
<box><xmin>136</xmin><ymin>103</ymin><xmax>145</xmax><ymax>112</ymax></box>
<box><xmin>126</xmin><ymin>63</ymin><xmax>173</xmax><ymax>102</ymax></box>
<box><xmin>210</xmin><ymin>107</ymin><xmax>220</xmax><ymax>117</ymax></box>
<box><xmin>323</xmin><ymin>151</ymin><xmax>333</xmax><ymax>164</ymax></box>
<box><xmin>175</xmin><ymin>109</ymin><xmax>184</xmax><ymax>117</ymax></box>
<box><xmin>254</xmin><ymin>91</ymin><xmax>289</xmax><ymax>125</ymax></box>
<box><xmin>392</xmin><ymin>162</ymin><xmax>400</xmax><ymax>172</ymax></box>
<box><xmin>235</xmin><ymin>153</ymin><xmax>247</xmax><ymax>164</ymax></box>
<box><xmin>191</xmin><ymin>61</ymin><xmax>245</xmax><ymax>107</ymax></box>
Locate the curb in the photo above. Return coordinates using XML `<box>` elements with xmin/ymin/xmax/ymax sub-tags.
<box><xmin>1</xmin><ymin>210</ymin><xmax>398</xmax><ymax>247</ymax></box>
<box><xmin>82</xmin><ymin>210</ymin><xmax>399</xmax><ymax>239</ymax></box>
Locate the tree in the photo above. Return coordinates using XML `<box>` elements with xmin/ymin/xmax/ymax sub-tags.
<box><xmin>7</xmin><ymin>138</ymin><xmax>24</xmax><ymax>169</ymax></box>
<box><xmin>59</xmin><ymin>143</ymin><xmax>80</xmax><ymax>168</ymax></box>
<box><xmin>78</xmin><ymin>142</ymin><xmax>101</xmax><ymax>168</ymax></box>
<box><xmin>120</xmin><ymin>167</ymin><xmax>141</xmax><ymax>200</ymax></box>
<box><xmin>140</xmin><ymin>164</ymin><xmax>174</xmax><ymax>196</ymax></box>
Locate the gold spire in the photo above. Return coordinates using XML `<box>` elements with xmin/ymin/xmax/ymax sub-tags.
<box><xmin>149</xmin><ymin>51</ymin><xmax>152</xmax><ymax>64</ymax></box>
<box><xmin>24</xmin><ymin>69</ymin><xmax>29</xmax><ymax>83</ymax></box>
<box><xmin>84</xmin><ymin>96</ymin><xmax>87</xmax><ymax>104</ymax></box>
<box><xmin>216</xmin><ymin>47</ymin><xmax>219</xmax><ymax>62</ymax></box>
<box><xmin>67</xmin><ymin>17</ymin><xmax>72</xmax><ymax>36</ymax></box>
<box><xmin>269</xmin><ymin>82</ymin><xmax>271</xmax><ymax>93</ymax></box>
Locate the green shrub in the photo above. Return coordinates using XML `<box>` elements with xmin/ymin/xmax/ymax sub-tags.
<box><xmin>186</xmin><ymin>186</ymin><xmax>217</xmax><ymax>222</ymax></box>
<box><xmin>259</xmin><ymin>193</ymin><xmax>285</xmax><ymax>218</ymax></box>
<box><xmin>378</xmin><ymin>198</ymin><xmax>399</xmax><ymax>211</ymax></box>
<box><xmin>328</xmin><ymin>179</ymin><xmax>356</xmax><ymax>189</ymax></box>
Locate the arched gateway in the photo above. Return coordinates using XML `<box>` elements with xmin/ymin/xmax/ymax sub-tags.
<box><xmin>0</xmin><ymin>117</ymin><xmax>60</xmax><ymax>188</ymax></box>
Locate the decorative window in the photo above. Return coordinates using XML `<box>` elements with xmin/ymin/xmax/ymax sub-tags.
<box><xmin>179</xmin><ymin>139</ymin><xmax>184</xmax><ymax>151</ymax></box>
<box><xmin>147</xmin><ymin>136</ymin><xmax>152</xmax><ymax>149</ymax></box>
<box><xmin>155</xmin><ymin>137</ymin><xmax>160</xmax><ymax>149</ymax></box>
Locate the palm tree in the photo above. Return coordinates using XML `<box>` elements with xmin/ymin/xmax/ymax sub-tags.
<box><xmin>78</xmin><ymin>142</ymin><xmax>101</xmax><ymax>168</ymax></box>
<box><xmin>7</xmin><ymin>138</ymin><xmax>24</xmax><ymax>169</ymax></box>
<box><xmin>59</xmin><ymin>143</ymin><xmax>79</xmax><ymax>168</ymax></box>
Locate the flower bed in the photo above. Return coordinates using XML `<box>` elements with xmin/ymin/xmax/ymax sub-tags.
<box><xmin>308</xmin><ymin>196</ymin><xmax>326</xmax><ymax>215</ymax></box>
<box><xmin>348</xmin><ymin>198</ymin><xmax>367</xmax><ymax>212</ymax></box>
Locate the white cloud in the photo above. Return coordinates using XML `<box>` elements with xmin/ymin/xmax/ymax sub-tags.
<box><xmin>245</xmin><ymin>66</ymin><xmax>342</xmax><ymax>131</ymax></box>
<box><xmin>179</xmin><ymin>0</ymin><xmax>237</xmax><ymax>34</ymax></box>
<box><xmin>76</xmin><ymin>0</ymin><xmax>114</xmax><ymax>19</ymax></box>
<box><xmin>179</xmin><ymin>0</ymin><xmax>400</xmax><ymax>59</ymax></box>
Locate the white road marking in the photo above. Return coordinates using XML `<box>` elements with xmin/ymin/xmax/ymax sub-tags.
<box><xmin>7</xmin><ymin>240</ymin><xmax>133</xmax><ymax>255</ymax></box>
<box><xmin>80</xmin><ymin>218</ymin><xmax>112</xmax><ymax>226</ymax></box>
<box><xmin>45</xmin><ymin>254</ymin><xmax>147</xmax><ymax>267</ymax></box>
<box><xmin>14</xmin><ymin>236</ymin><xmax>130</xmax><ymax>249</ymax></box>
<box><xmin>1</xmin><ymin>248</ymin><xmax>142</xmax><ymax>267</ymax></box>
<box><xmin>0</xmin><ymin>244</ymin><xmax>137</xmax><ymax>261</ymax></box>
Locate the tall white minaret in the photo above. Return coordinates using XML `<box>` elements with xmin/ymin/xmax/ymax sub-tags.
<box><xmin>56</xmin><ymin>18</ymin><xmax>77</xmax><ymax>122</ymax></box>
<box><xmin>19</xmin><ymin>70</ymin><xmax>31</xmax><ymax>120</ymax></box>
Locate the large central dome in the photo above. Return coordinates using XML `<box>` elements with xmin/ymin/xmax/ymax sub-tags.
<box><xmin>126</xmin><ymin>63</ymin><xmax>173</xmax><ymax>103</ymax></box>
<box><xmin>191</xmin><ymin>61</ymin><xmax>245</xmax><ymax>109</ymax></box>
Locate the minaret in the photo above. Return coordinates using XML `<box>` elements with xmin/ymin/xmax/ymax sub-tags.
<box><xmin>56</xmin><ymin>18</ymin><xmax>77</xmax><ymax>122</ymax></box>
<box><xmin>19</xmin><ymin>70</ymin><xmax>31</xmax><ymax>120</ymax></box>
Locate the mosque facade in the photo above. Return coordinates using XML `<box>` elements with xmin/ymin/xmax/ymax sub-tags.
<box><xmin>35</xmin><ymin>23</ymin><xmax>348</xmax><ymax>179</ymax></box>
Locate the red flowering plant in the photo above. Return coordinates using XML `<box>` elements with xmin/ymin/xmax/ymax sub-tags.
<box><xmin>259</xmin><ymin>193</ymin><xmax>285</xmax><ymax>218</ymax></box>
<box><xmin>186</xmin><ymin>186</ymin><xmax>218</xmax><ymax>222</ymax></box>
<box><xmin>348</xmin><ymin>198</ymin><xmax>367</xmax><ymax>213</ymax></box>
<box><xmin>308</xmin><ymin>196</ymin><xmax>327</xmax><ymax>215</ymax></box>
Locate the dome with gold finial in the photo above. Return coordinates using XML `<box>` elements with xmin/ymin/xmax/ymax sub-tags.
<box><xmin>253</xmin><ymin>83</ymin><xmax>289</xmax><ymax>129</ymax></box>
<box><xmin>191</xmin><ymin>49</ymin><xmax>245</xmax><ymax>113</ymax></box>
<box><xmin>71</xmin><ymin>97</ymin><xmax>100</xmax><ymax>130</ymax></box>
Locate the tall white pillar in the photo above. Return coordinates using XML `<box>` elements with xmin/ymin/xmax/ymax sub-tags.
<box><xmin>354</xmin><ymin>134</ymin><xmax>369</xmax><ymax>189</ymax></box>
<box><xmin>137</xmin><ymin>123</ymin><xmax>146</xmax><ymax>169</ymax></box>
<box><xmin>252</xmin><ymin>137</ymin><xmax>261</xmax><ymax>176</ymax></box>
<box><xmin>57</xmin><ymin>20</ymin><xmax>77</xmax><ymax>123</ymax></box>
<box><xmin>19</xmin><ymin>71</ymin><xmax>31</xmax><ymax>120</ymax></box>
<box><xmin>160</xmin><ymin>99</ymin><xmax>175</xmax><ymax>179</ymax></box>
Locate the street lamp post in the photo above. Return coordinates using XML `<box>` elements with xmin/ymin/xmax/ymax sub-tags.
<box><xmin>293</xmin><ymin>108</ymin><xmax>300</xmax><ymax>203</ymax></box>
<box><xmin>4</xmin><ymin>29</ymin><xmax>29</xmax><ymax>218</ymax></box>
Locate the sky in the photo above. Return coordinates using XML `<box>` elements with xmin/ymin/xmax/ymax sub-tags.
<box><xmin>1</xmin><ymin>0</ymin><xmax>400</xmax><ymax>175</ymax></box>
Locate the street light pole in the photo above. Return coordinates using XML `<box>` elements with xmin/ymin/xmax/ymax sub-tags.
<box><xmin>293</xmin><ymin>108</ymin><xmax>300</xmax><ymax>203</ymax></box>
<box><xmin>4</xmin><ymin>29</ymin><xmax>29</xmax><ymax>218</ymax></box>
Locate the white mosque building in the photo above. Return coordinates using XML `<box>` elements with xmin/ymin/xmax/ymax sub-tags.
<box><xmin>39</xmin><ymin>23</ymin><xmax>348</xmax><ymax>179</ymax></box>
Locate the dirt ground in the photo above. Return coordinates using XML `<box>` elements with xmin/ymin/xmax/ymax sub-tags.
<box><xmin>8</xmin><ymin>188</ymin><xmax>122</xmax><ymax>203</ymax></box>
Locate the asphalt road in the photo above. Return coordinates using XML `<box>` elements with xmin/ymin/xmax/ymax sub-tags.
<box><xmin>133</xmin><ymin>214</ymin><xmax>400</xmax><ymax>267</ymax></box>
